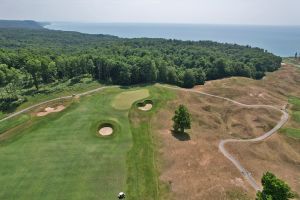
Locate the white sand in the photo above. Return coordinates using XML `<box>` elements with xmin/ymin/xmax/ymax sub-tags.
<box><xmin>99</xmin><ymin>127</ymin><xmax>113</xmax><ymax>136</ymax></box>
<box><xmin>138</xmin><ymin>103</ymin><xmax>153</xmax><ymax>111</ymax></box>
<box><xmin>37</xmin><ymin>105</ymin><xmax>65</xmax><ymax>117</ymax></box>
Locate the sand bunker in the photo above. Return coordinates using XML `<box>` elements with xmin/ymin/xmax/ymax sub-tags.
<box><xmin>137</xmin><ymin>100</ymin><xmax>153</xmax><ymax>111</ymax></box>
<box><xmin>99</xmin><ymin>127</ymin><xmax>113</xmax><ymax>136</ymax></box>
<box><xmin>138</xmin><ymin>103</ymin><xmax>153</xmax><ymax>111</ymax></box>
<box><xmin>37</xmin><ymin>105</ymin><xmax>65</xmax><ymax>117</ymax></box>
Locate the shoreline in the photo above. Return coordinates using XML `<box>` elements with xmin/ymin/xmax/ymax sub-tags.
<box><xmin>41</xmin><ymin>22</ymin><xmax>296</xmax><ymax>57</ymax></box>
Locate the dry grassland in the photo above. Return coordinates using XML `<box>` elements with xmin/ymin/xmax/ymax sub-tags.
<box><xmin>153</xmin><ymin>64</ymin><xmax>300</xmax><ymax>199</ymax></box>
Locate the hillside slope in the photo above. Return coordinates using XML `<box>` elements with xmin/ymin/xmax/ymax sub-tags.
<box><xmin>153</xmin><ymin>63</ymin><xmax>300</xmax><ymax>199</ymax></box>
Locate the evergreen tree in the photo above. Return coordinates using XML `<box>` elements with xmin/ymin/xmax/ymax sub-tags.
<box><xmin>256</xmin><ymin>172</ymin><xmax>295</xmax><ymax>200</ymax></box>
<box><xmin>172</xmin><ymin>105</ymin><xmax>191</xmax><ymax>133</ymax></box>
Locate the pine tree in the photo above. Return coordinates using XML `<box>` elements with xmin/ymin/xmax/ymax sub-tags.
<box><xmin>172</xmin><ymin>105</ymin><xmax>191</xmax><ymax>133</ymax></box>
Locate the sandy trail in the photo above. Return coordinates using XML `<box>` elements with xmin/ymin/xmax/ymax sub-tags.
<box><xmin>159</xmin><ymin>84</ymin><xmax>289</xmax><ymax>191</ymax></box>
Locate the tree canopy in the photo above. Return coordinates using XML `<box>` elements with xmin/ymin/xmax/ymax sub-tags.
<box><xmin>172</xmin><ymin>105</ymin><xmax>191</xmax><ymax>133</ymax></box>
<box><xmin>0</xmin><ymin>28</ymin><xmax>282</xmax><ymax>111</ymax></box>
<box><xmin>256</xmin><ymin>172</ymin><xmax>295</xmax><ymax>200</ymax></box>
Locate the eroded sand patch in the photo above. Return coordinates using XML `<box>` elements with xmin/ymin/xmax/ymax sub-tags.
<box><xmin>99</xmin><ymin>127</ymin><xmax>113</xmax><ymax>136</ymax></box>
<box><xmin>37</xmin><ymin>105</ymin><xmax>65</xmax><ymax>117</ymax></box>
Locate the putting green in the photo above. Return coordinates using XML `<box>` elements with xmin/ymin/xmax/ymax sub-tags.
<box><xmin>111</xmin><ymin>89</ymin><xmax>150</xmax><ymax>110</ymax></box>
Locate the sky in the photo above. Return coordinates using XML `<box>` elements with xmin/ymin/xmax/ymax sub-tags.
<box><xmin>0</xmin><ymin>0</ymin><xmax>300</xmax><ymax>25</ymax></box>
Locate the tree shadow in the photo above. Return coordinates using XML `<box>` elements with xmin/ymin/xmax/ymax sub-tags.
<box><xmin>119</xmin><ymin>83</ymin><xmax>155</xmax><ymax>90</ymax></box>
<box><xmin>171</xmin><ymin>130</ymin><xmax>191</xmax><ymax>141</ymax></box>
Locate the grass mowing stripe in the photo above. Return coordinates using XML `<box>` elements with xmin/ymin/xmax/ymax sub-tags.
<box><xmin>126</xmin><ymin>86</ymin><xmax>175</xmax><ymax>200</ymax></box>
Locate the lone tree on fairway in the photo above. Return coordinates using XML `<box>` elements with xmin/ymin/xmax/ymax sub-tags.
<box><xmin>256</xmin><ymin>172</ymin><xmax>295</xmax><ymax>200</ymax></box>
<box><xmin>172</xmin><ymin>105</ymin><xmax>191</xmax><ymax>133</ymax></box>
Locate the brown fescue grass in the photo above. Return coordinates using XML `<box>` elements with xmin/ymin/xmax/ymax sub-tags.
<box><xmin>153</xmin><ymin>64</ymin><xmax>300</xmax><ymax>199</ymax></box>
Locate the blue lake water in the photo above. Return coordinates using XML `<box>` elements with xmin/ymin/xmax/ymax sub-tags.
<box><xmin>45</xmin><ymin>22</ymin><xmax>300</xmax><ymax>57</ymax></box>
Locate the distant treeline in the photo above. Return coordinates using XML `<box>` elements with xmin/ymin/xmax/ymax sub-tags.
<box><xmin>0</xmin><ymin>28</ymin><xmax>281</xmax><ymax>110</ymax></box>
<box><xmin>0</xmin><ymin>20</ymin><xmax>44</xmax><ymax>29</ymax></box>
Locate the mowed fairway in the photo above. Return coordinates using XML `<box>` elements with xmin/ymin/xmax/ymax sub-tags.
<box><xmin>112</xmin><ymin>89</ymin><xmax>150</xmax><ymax>110</ymax></box>
<box><xmin>0</xmin><ymin>88</ymin><xmax>136</xmax><ymax>200</ymax></box>
<box><xmin>0</xmin><ymin>86</ymin><xmax>175</xmax><ymax>200</ymax></box>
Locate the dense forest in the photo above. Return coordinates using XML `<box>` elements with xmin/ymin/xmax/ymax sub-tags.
<box><xmin>0</xmin><ymin>25</ymin><xmax>282</xmax><ymax>111</ymax></box>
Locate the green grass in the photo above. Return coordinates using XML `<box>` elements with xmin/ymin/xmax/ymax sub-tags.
<box><xmin>0</xmin><ymin>88</ymin><xmax>132</xmax><ymax>200</ymax></box>
<box><xmin>292</xmin><ymin>111</ymin><xmax>300</xmax><ymax>123</ymax></box>
<box><xmin>112</xmin><ymin>89</ymin><xmax>150</xmax><ymax>110</ymax></box>
<box><xmin>280</xmin><ymin>96</ymin><xmax>300</xmax><ymax>139</ymax></box>
<box><xmin>0</xmin><ymin>85</ymin><xmax>175</xmax><ymax>200</ymax></box>
<box><xmin>0</xmin><ymin>79</ymin><xmax>102</xmax><ymax>120</ymax></box>
<box><xmin>126</xmin><ymin>86</ymin><xmax>175</xmax><ymax>200</ymax></box>
<box><xmin>289</xmin><ymin>96</ymin><xmax>300</xmax><ymax>124</ymax></box>
<box><xmin>280</xmin><ymin>128</ymin><xmax>300</xmax><ymax>139</ymax></box>
<box><xmin>19</xmin><ymin>80</ymin><xmax>102</xmax><ymax>110</ymax></box>
<box><xmin>0</xmin><ymin>114</ymin><xmax>31</xmax><ymax>135</ymax></box>
<box><xmin>289</xmin><ymin>96</ymin><xmax>300</xmax><ymax>111</ymax></box>
<box><xmin>0</xmin><ymin>112</ymin><xmax>5</xmax><ymax>119</ymax></box>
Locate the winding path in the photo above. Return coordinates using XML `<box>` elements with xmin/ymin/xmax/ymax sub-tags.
<box><xmin>159</xmin><ymin>85</ymin><xmax>289</xmax><ymax>191</ymax></box>
<box><xmin>0</xmin><ymin>84</ymin><xmax>289</xmax><ymax>191</ymax></box>
<box><xmin>0</xmin><ymin>86</ymin><xmax>118</xmax><ymax>123</ymax></box>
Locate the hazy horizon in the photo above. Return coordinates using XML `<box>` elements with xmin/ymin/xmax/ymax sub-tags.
<box><xmin>1</xmin><ymin>0</ymin><xmax>300</xmax><ymax>26</ymax></box>
<box><xmin>44</xmin><ymin>21</ymin><xmax>300</xmax><ymax>27</ymax></box>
